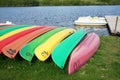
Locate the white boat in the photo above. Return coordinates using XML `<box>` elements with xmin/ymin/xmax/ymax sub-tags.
<box><xmin>74</xmin><ymin>16</ymin><xmax>107</xmax><ymax>26</ymax></box>
<box><xmin>0</xmin><ymin>21</ymin><xmax>13</xmax><ymax>26</ymax></box>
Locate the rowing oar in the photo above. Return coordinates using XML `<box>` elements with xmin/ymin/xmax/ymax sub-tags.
<box><xmin>0</xmin><ymin>26</ymin><xmax>44</xmax><ymax>54</ymax></box>
<box><xmin>2</xmin><ymin>27</ymin><xmax>55</xmax><ymax>59</ymax></box>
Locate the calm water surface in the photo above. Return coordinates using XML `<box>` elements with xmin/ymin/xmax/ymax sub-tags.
<box><xmin>0</xmin><ymin>6</ymin><xmax>120</xmax><ymax>35</ymax></box>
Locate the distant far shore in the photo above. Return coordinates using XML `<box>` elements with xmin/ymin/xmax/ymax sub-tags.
<box><xmin>0</xmin><ymin>0</ymin><xmax>120</xmax><ymax>7</ymax></box>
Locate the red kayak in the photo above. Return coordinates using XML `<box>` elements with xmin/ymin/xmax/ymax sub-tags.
<box><xmin>0</xmin><ymin>26</ymin><xmax>44</xmax><ymax>54</ymax></box>
<box><xmin>68</xmin><ymin>33</ymin><xmax>100</xmax><ymax>74</ymax></box>
<box><xmin>2</xmin><ymin>27</ymin><xmax>55</xmax><ymax>59</ymax></box>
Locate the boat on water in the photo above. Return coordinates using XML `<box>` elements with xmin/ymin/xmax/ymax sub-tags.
<box><xmin>74</xmin><ymin>16</ymin><xmax>107</xmax><ymax>26</ymax></box>
<box><xmin>0</xmin><ymin>21</ymin><xmax>13</xmax><ymax>26</ymax></box>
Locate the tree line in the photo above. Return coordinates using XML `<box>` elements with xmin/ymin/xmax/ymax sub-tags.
<box><xmin>0</xmin><ymin>0</ymin><xmax>120</xmax><ymax>6</ymax></box>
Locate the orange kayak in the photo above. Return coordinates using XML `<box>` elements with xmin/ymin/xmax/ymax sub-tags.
<box><xmin>2</xmin><ymin>27</ymin><xmax>55</xmax><ymax>59</ymax></box>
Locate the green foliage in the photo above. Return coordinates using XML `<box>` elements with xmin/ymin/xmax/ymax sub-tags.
<box><xmin>0</xmin><ymin>0</ymin><xmax>120</xmax><ymax>6</ymax></box>
<box><xmin>0</xmin><ymin>36</ymin><xmax>120</xmax><ymax>80</ymax></box>
<box><xmin>0</xmin><ymin>0</ymin><xmax>39</xmax><ymax>6</ymax></box>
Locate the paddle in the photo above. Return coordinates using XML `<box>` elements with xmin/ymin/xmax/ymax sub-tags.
<box><xmin>52</xmin><ymin>29</ymin><xmax>87</xmax><ymax>69</ymax></box>
<box><xmin>35</xmin><ymin>28</ymin><xmax>75</xmax><ymax>61</ymax></box>
<box><xmin>20</xmin><ymin>27</ymin><xmax>66</xmax><ymax>62</ymax></box>
<box><xmin>2</xmin><ymin>27</ymin><xmax>55</xmax><ymax>59</ymax></box>
<box><xmin>0</xmin><ymin>26</ymin><xmax>44</xmax><ymax>54</ymax></box>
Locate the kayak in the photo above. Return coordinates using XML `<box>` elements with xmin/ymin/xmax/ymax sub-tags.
<box><xmin>0</xmin><ymin>27</ymin><xmax>35</xmax><ymax>41</ymax></box>
<box><xmin>0</xmin><ymin>25</ymin><xmax>32</xmax><ymax>36</ymax></box>
<box><xmin>20</xmin><ymin>27</ymin><xmax>66</xmax><ymax>62</ymax></box>
<box><xmin>68</xmin><ymin>33</ymin><xmax>100</xmax><ymax>74</ymax></box>
<box><xmin>0</xmin><ymin>26</ymin><xmax>44</xmax><ymax>54</ymax></box>
<box><xmin>35</xmin><ymin>28</ymin><xmax>75</xmax><ymax>61</ymax></box>
<box><xmin>52</xmin><ymin>29</ymin><xmax>87</xmax><ymax>69</ymax></box>
<box><xmin>2</xmin><ymin>27</ymin><xmax>55</xmax><ymax>59</ymax></box>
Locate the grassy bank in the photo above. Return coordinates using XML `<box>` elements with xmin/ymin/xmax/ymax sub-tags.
<box><xmin>0</xmin><ymin>36</ymin><xmax>120</xmax><ymax>80</ymax></box>
<box><xmin>0</xmin><ymin>0</ymin><xmax>120</xmax><ymax>6</ymax></box>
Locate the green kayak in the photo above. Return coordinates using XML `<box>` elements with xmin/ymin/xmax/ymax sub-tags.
<box><xmin>52</xmin><ymin>29</ymin><xmax>87</xmax><ymax>69</ymax></box>
<box><xmin>0</xmin><ymin>25</ymin><xmax>32</xmax><ymax>36</ymax></box>
<box><xmin>20</xmin><ymin>27</ymin><xmax>66</xmax><ymax>62</ymax></box>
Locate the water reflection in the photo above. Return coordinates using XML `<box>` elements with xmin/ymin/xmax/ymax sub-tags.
<box><xmin>74</xmin><ymin>25</ymin><xmax>109</xmax><ymax>36</ymax></box>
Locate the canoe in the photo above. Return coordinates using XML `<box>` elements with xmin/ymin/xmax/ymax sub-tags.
<box><xmin>35</xmin><ymin>28</ymin><xmax>75</xmax><ymax>61</ymax></box>
<box><xmin>68</xmin><ymin>33</ymin><xmax>100</xmax><ymax>74</ymax></box>
<box><xmin>0</xmin><ymin>25</ymin><xmax>32</xmax><ymax>36</ymax></box>
<box><xmin>2</xmin><ymin>27</ymin><xmax>55</xmax><ymax>59</ymax></box>
<box><xmin>20</xmin><ymin>27</ymin><xmax>66</xmax><ymax>62</ymax></box>
<box><xmin>0</xmin><ymin>27</ymin><xmax>35</xmax><ymax>41</ymax></box>
<box><xmin>74</xmin><ymin>16</ymin><xmax>107</xmax><ymax>26</ymax></box>
<box><xmin>0</xmin><ymin>26</ymin><xmax>44</xmax><ymax>54</ymax></box>
<box><xmin>52</xmin><ymin>29</ymin><xmax>87</xmax><ymax>69</ymax></box>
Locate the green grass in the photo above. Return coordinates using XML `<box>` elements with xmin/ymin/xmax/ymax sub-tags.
<box><xmin>0</xmin><ymin>36</ymin><xmax>120</xmax><ymax>80</ymax></box>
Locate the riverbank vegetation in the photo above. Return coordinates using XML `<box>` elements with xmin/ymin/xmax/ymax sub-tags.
<box><xmin>0</xmin><ymin>36</ymin><xmax>120</xmax><ymax>80</ymax></box>
<box><xmin>0</xmin><ymin>0</ymin><xmax>120</xmax><ymax>6</ymax></box>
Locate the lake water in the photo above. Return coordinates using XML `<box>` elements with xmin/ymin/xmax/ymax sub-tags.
<box><xmin>0</xmin><ymin>5</ymin><xmax>120</xmax><ymax>35</ymax></box>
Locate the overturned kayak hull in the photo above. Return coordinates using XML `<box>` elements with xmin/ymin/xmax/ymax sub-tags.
<box><xmin>52</xmin><ymin>29</ymin><xmax>87</xmax><ymax>69</ymax></box>
<box><xmin>68</xmin><ymin>33</ymin><xmax>100</xmax><ymax>74</ymax></box>
<box><xmin>0</xmin><ymin>27</ymin><xmax>35</xmax><ymax>41</ymax></box>
<box><xmin>0</xmin><ymin>27</ymin><xmax>43</xmax><ymax>54</ymax></box>
<box><xmin>0</xmin><ymin>25</ymin><xmax>31</xmax><ymax>36</ymax></box>
<box><xmin>2</xmin><ymin>27</ymin><xmax>54</xmax><ymax>59</ymax></box>
<box><xmin>35</xmin><ymin>28</ymin><xmax>75</xmax><ymax>61</ymax></box>
<box><xmin>20</xmin><ymin>27</ymin><xmax>65</xmax><ymax>62</ymax></box>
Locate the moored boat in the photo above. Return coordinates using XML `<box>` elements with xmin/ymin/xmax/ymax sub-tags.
<box><xmin>74</xmin><ymin>16</ymin><xmax>107</xmax><ymax>26</ymax></box>
<box><xmin>0</xmin><ymin>21</ymin><xmax>13</xmax><ymax>26</ymax></box>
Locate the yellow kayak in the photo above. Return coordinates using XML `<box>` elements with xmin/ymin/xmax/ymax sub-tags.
<box><xmin>0</xmin><ymin>26</ymin><xmax>36</xmax><ymax>41</ymax></box>
<box><xmin>35</xmin><ymin>28</ymin><xmax>75</xmax><ymax>61</ymax></box>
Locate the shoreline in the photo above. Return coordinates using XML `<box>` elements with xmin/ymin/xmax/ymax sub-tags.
<box><xmin>0</xmin><ymin>5</ymin><xmax>120</xmax><ymax>7</ymax></box>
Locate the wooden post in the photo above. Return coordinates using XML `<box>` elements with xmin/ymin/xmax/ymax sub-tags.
<box><xmin>115</xmin><ymin>16</ymin><xmax>118</xmax><ymax>33</ymax></box>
